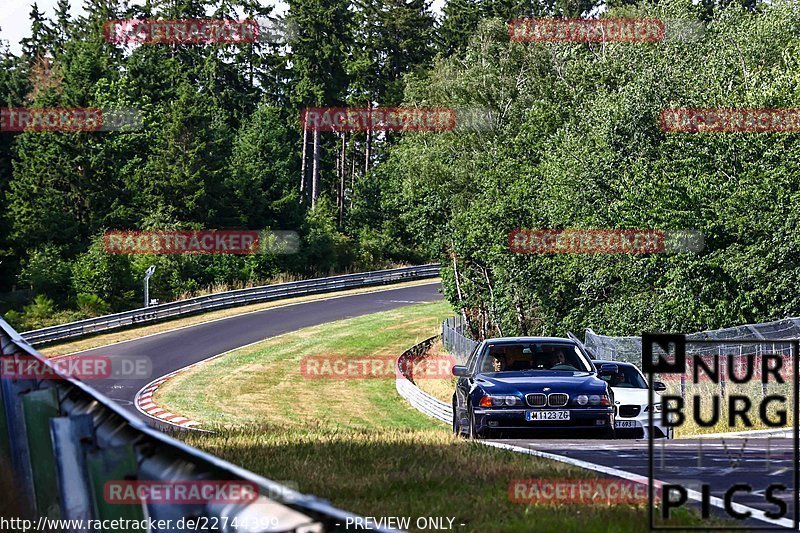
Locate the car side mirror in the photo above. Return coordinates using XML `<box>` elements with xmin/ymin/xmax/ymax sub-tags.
<box><xmin>598</xmin><ymin>363</ymin><xmax>618</xmax><ymax>375</ymax></box>
<box><xmin>452</xmin><ymin>365</ymin><xmax>469</xmax><ymax>377</ymax></box>
<box><xmin>653</xmin><ymin>381</ymin><xmax>667</xmax><ymax>392</ymax></box>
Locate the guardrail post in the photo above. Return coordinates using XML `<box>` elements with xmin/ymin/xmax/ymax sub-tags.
<box><xmin>0</xmin><ymin>363</ymin><xmax>37</xmax><ymax>512</ymax></box>
<box><xmin>86</xmin><ymin>444</ymin><xmax>146</xmax><ymax>530</ymax></box>
<box><xmin>22</xmin><ymin>387</ymin><xmax>61</xmax><ymax>519</ymax></box>
<box><xmin>0</xmin><ymin>379</ymin><xmax>10</xmax><ymax>464</ymax></box>
<box><xmin>51</xmin><ymin>414</ymin><xmax>95</xmax><ymax>529</ymax></box>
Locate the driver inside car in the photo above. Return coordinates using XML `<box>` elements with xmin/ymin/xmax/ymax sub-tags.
<box><xmin>609</xmin><ymin>370</ymin><xmax>627</xmax><ymax>387</ymax></box>
<box><xmin>491</xmin><ymin>355</ymin><xmax>506</xmax><ymax>372</ymax></box>
<box><xmin>548</xmin><ymin>350</ymin><xmax>566</xmax><ymax>368</ymax></box>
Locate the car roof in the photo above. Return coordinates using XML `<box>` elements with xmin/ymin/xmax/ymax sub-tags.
<box><xmin>483</xmin><ymin>337</ymin><xmax>578</xmax><ymax>343</ymax></box>
<box><xmin>592</xmin><ymin>359</ymin><xmax>637</xmax><ymax>368</ymax></box>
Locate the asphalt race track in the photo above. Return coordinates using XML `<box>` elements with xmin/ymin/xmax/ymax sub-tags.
<box><xmin>67</xmin><ymin>282</ymin><xmax>796</xmax><ymax>530</ymax></box>
<box><xmin>499</xmin><ymin>437</ymin><xmax>796</xmax><ymax>530</ymax></box>
<box><xmin>72</xmin><ymin>282</ymin><xmax>443</xmax><ymax>420</ymax></box>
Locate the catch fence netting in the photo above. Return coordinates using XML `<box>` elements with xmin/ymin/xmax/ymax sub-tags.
<box><xmin>584</xmin><ymin>317</ymin><xmax>800</xmax><ymax>367</ymax></box>
<box><xmin>444</xmin><ymin>315</ymin><xmax>797</xmax><ymax>430</ymax></box>
<box><xmin>442</xmin><ymin>316</ymin><xmax>479</xmax><ymax>365</ymax></box>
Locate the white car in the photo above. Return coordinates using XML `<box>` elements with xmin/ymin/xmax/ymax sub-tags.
<box><xmin>593</xmin><ymin>360</ymin><xmax>673</xmax><ymax>439</ymax></box>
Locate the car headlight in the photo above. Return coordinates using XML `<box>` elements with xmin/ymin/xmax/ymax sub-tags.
<box><xmin>588</xmin><ymin>394</ymin><xmax>611</xmax><ymax>406</ymax></box>
<box><xmin>644</xmin><ymin>403</ymin><xmax>662</xmax><ymax>413</ymax></box>
<box><xmin>576</xmin><ymin>395</ymin><xmax>589</xmax><ymax>406</ymax></box>
<box><xmin>479</xmin><ymin>395</ymin><xmax>522</xmax><ymax>407</ymax></box>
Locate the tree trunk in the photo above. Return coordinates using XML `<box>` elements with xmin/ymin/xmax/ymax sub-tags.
<box><xmin>451</xmin><ymin>253</ymin><xmax>469</xmax><ymax>328</ymax></box>
<box><xmin>350</xmin><ymin>157</ymin><xmax>356</xmax><ymax>209</ymax></box>
<box><xmin>481</xmin><ymin>265</ymin><xmax>502</xmax><ymax>337</ymax></box>
<box><xmin>339</xmin><ymin>132</ymin><xmax>346</xmax><ymax>225</ymax></box>
<box><xmin>514</xmin><ymin>295</ymin><xmax>526</xmax><ymax>336</ymax></box>
<box><xmin>300</xmin><ymin>126</ymin><xmax>308</xmax><ymax>201</ymax></box>
<box><xmin>311</xmin><ymin>129</ymin><xmax>320</xmax><ymax>208</ymax></box>
<box><xmin>335</xmin><ymin>132</ymin><xmax>341</xmax><ymax>210</ymax></box>
<box><xmin>364</xmin><ymin>129</ymin><xmax>371</xmax><ymax>175</ymax></box>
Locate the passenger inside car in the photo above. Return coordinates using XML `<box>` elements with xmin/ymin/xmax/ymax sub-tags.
<box><xmin>491</xmin><ymin>355</ymin><xmax>506</xmax><ymax>372</ymax></box>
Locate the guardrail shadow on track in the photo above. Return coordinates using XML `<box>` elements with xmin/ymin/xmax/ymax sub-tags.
<box><xmin>0</xmin><ymin>317</ymin><xmax>400</xmax><ymax>532</ymax></box>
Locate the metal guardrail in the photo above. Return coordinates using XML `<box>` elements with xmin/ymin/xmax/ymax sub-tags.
<box><xmin>22</xmin><ymin>264</ymin><xmax>441</xmax><ymax>346</ymax></box>
<box><xmin>395</xmin><ymin>336</ymin><xmax>451</xmax><ymax>425</ymax></box>
<box><xmin>1</xmin><ymin>316</ymin><xmax>398</xmax><ymax>532</ymax></box>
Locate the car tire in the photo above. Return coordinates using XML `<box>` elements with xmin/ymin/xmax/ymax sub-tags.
<box><xmin>452</xmin><ymin>403</ymin><xmax>462</xmax><ymax>437</ymax></box>
<box><xmin>468</xmin><ymin>406</ymin><xmax>483</xmax><ymax>440</ymax></box>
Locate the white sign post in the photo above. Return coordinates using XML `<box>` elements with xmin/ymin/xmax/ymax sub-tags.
<box><xmin>143</xmin><ymin>265</ymin><xmax>156</xmax><ymax>308</ymax></box>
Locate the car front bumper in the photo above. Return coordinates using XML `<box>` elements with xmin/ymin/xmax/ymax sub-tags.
<box><xmin>615</xmin><ymin>409</ymin><xmax>673</xmax><ymax>439</ymax></box>
<box><xmin>473</xmin><ymin>407</ymin><xmax>614</xmax><ymax>432</ymax></box>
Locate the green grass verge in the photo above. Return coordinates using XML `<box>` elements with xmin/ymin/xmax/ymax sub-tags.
<box><xmin>165</xmin><ymin>302</ymin><xmax>724</xmax><ymax>532</ymax></box>
<box><xmin>157</xmin><ymin>301</ymin><xmax>454</xmax><ymax>429</ymax></box>
<box><xmin>181</xmin><ymin>425</ymin><xmax>720</xmax><ymax>532</ymax></box>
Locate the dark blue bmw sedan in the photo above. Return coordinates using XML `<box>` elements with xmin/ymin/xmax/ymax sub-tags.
<box><xmin>452</xmin><ymin>337</ymin><xmax>618</xmax><ymax>439</ymax></box>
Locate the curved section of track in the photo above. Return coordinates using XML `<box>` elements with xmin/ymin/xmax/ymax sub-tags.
<box><xmin>75</xmin><ymin>282</ymin><xmax>443</xmax><ymax>427</ymax></box>
<box><xmin>395</xmin><ymin>338</ymin><xmax>794</xmax><ymax>529</ymax></box>
<box><xmin>74</xmin><ymin>283</ymin><xmax>793</xmax><ymax>529</ymax></box>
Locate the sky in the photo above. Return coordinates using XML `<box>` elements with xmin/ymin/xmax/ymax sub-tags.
<box><xmin>2</xmin><ymin>0</ymin><xmax>84</xmax><ymax>53</ymax></box>
<box><xmin>0</xmin><ymin>0</ymin><xmax>447</xmax><ymax>55</ymax></box>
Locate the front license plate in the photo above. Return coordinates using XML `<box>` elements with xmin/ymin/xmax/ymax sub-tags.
<box><xmin>526</xmin><ymin>410</ymin><xmax>570</xmax><ymax>421</ymax></box>
<box><xmin>615</xmin><ymin>420</ymin><xmax>637</xmax><ymax>428</ymax></box>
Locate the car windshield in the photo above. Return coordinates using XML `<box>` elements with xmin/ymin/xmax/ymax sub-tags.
<box><xmin>597</xmin><ymin>365</ymin><xmax>648</xmax><ymax>389</ymax></box>
<box><xmin>478</xmin><ymin>342</ymin><xmax>592</xmax><ymax>373</ymax></box>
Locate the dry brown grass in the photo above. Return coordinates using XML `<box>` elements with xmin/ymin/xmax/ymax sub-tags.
<box><xmin>415</xmin><ymin>339</ymin><xmax>458</xmax><ymax>403</ymax></box>
<box><xmin>181</xmin><ymin>424</ymin><xmax>723</xmax><ymax>532</ymax></box>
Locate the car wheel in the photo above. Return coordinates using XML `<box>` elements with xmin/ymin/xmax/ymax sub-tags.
<box><xmin>468</xmin><ymin>406</ymin><xmax>483</xmax><ymax>440</ymax></box>
<box><xmin>452</xmin><ymin>404</ymin><xmax>462</xmax><ymax>437</ymax></box>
